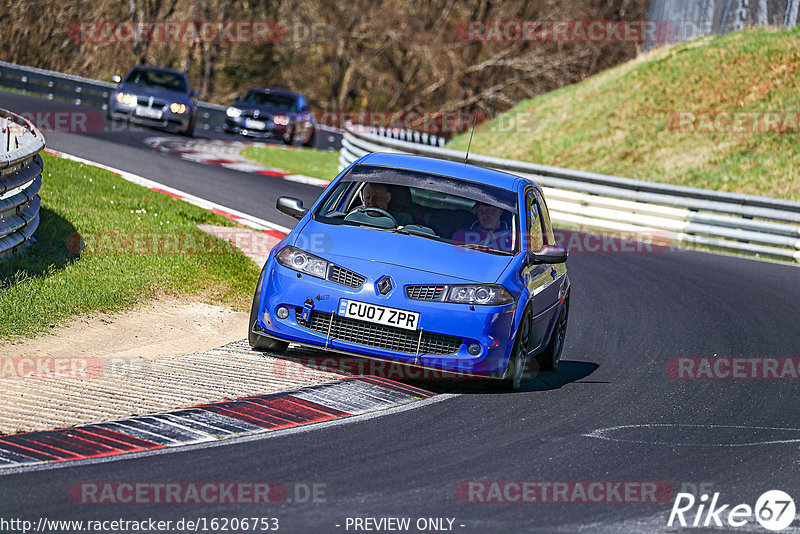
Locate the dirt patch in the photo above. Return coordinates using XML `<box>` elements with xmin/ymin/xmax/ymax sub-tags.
<box><xmin>0</xmin><ymin>297</ymin><xmax>249</xmax><ymax>362</ymax></box>
<box><xmin>0</xmin><ymin>298</ymin><xmax>347</xmax><ymax>435</ymax></box>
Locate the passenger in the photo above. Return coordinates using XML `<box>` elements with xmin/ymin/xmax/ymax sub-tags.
<box><xmin>361</xmin><ymin>183</ymin><xmax>414</xmax><ymax>226</ymax></box>
<box><xmin>452</xmin><ymin>201</ymin><xmax>514</xmax><ymax>251</ymax></box>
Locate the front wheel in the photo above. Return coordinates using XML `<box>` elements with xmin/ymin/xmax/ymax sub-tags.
<box><xmin>283</xmin><ymin>125</ymin><xmax>295</xmax><ymax>145</ymax></box>
<box><xmin>500</xmin><ymin>310</ymin><xmax>531</xmax><ymax>391</ymax></box>
<box><xmin>182</xmin><ymin>112</ymin><xmax>196</xmax><ymax>137</ymax></box>
<box><xmin>248</xmin><ymin>271</ymin><xmax>288</xmax><ymax>353</ymax></box>
<box><xmin>537</xmin><ymin>295</ymin><xmax>569</xmax><ymax>371</ymax></box>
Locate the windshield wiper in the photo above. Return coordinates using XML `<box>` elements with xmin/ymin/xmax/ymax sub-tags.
<box><xmin>452</xmin><ymin>243</ymin><xmax>515</xmax><ymax>256</ymax></box>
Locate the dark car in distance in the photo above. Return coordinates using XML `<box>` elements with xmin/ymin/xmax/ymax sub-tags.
<box><xmin>225</xmin><ymin>88</ymin><xmax>316</xmax><ymax>146</ymax></box>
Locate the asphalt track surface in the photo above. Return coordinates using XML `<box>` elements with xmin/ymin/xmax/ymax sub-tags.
<box><xmin>3</xmin><ymin>89</ymin><xmax>800</xmax><ymax>533</ymax></box>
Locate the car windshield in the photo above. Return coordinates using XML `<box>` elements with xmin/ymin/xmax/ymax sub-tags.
<box><xmin>243</xmin><ymin>91</ymin><xmax>298</xmax><ymax>110</ymax></box>
<box><xmin>314</xmin><ymin>164</ymin><xmax>519</xmax><ymax>255</ymax></box>
<box><xmin>124</xmin><ymin>69</ymin><xmax>187</xmax><ymax>93</ymax></box>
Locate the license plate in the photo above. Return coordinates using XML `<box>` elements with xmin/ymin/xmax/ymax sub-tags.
<box><xmin>135</xmin><ymin>106</ymin><xmax>163</xmax><ymax>119</ymax></box>
<box><xmin>338</xmin><ymin>299</ymin><xmax>420</xmax><ymax>331</ymax></box>
<box><xmin>244</xmin><ymin>118</ymin><xmax>267</xmax><ymax>130</ymax></box>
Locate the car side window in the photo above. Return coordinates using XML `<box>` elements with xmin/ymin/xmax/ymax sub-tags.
<box><xmin>525</xmin><ymin>190</ymin><xmax>545</xmax><ymax>252</ymax></box>
<box><xmin>534</xmin><ymin>189</ymin><xmax>556</xmax><ymax>246</ymax></box>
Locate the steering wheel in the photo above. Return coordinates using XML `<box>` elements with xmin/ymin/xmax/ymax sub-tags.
<box><xmin>348</xmin><ymin>206</ymin><xmax>397</xmax><ymax>226</ymax></box>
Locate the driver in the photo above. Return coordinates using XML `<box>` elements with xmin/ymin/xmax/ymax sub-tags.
<box><xmin>361</xmin><ymin>183</ymin><xmax>414</xmax><ymax>226</ymax></box>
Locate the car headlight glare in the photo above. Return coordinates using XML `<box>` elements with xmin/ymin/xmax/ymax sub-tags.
<box><xmin>273</xmin><ymin>115</ymin><xmax>289</xmax><ymax>126</ymax></box>
<box><xmin>170</xmin><ymin>103</ymin><xmax>187</xmax><ymax>114</ymax></box>
<box><xmin>226</xmin><ymin>106</ymin><xmax>242</xmax><ymax>118</ymax></box>
<box><xmin>446</xmin><ymin>284</ymin><xmax>514</xmax><ymax>305</ymax></box>
<box><xmin>115</xmin><ymin>92</ymin><xmax>137</xmax><ymax>106</ymax></box>
<box><xmin>276</xmin><ymin>246</ymin><xmax>329</xmax><ymax>279</ymax></box>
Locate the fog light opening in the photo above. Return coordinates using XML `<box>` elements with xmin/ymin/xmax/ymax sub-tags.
<box><xmin>276</xmin><ymin>306</ymin><xmax>289</xmax><ymax>320</ymax></box>
<box><xmin>468</xmin><ymin>343</ymin><xmax>481</xmax><ymax>356</ymax></box>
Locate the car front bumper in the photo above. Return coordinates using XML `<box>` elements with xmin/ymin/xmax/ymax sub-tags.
<box><xmin>109</xmin><ymin>100</ymin><xmax>191</xmax><ymax>131</ymax></box>
<box><xmin>254</xmin><ymin>261</ymin><xmax>518</xmax><ymax>376</ymax></box>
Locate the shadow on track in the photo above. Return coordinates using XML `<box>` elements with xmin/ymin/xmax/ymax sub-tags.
<box><xmin>266</xmin><ymin>345</ymin><xmax>600</xmax><ymax>396</ymax></box>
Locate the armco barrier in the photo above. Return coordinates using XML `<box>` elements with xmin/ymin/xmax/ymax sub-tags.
<box><xmin>0</xmin><ymin>60</ymin><xmax>228</xmax><ymax>133</ymax></box>
<box><xmin>339</xmin><ymin>124</ymin><xmax>800</xmax><ymax>262</ymax></box>
<box><xmin>0</xmin><ymin>109</ymin><xmax>44</xmax><ymax>258</ymax></box>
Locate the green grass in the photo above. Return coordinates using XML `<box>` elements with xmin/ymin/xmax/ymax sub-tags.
<box><xmin>240</xmin><ymin>144</ymin><xmax>340</xmax><ymax>181</ymax></box>
<box><xmin>0</xmin><ymin>153</ymin><xmax>260</xmax><ymax>340</ymax></box>
<box><xmin>448</xmin><ymin>26</ymin><xmax>800</xmax><ymax>201</ymax></box>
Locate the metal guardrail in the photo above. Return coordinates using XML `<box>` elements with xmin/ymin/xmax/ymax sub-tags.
<box><xmin>0</xmin><ymin>60</ymin><xmax>233</xmax><ymax>133</ymax></box>
<box><xmin>340</xmin><ymin>125</ymin><xmax>800</xmax><ymax>262</ymax></box>
<box><xmin>0</xmin><ymin>60</ymin><xmax>345</xmax><ymax>136</ymax></box>
<box><xmin>0</xmin><ymin>109</ymin><xmax>44</xmax><ymax>259</ymax></box>
<box><xmin>0</xmin><ymin>60</ymin><xmax>228</xmax><ymax>132</ymax></box>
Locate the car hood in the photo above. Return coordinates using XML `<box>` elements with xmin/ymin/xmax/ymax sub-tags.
<box><xmin>119</xmin><ymin>83</ymin><xmax>188</xmax><ymax>102</ymax></box>
<box><xmin>296</xmin><ymin>219</ymin><xmax>515</xmax><ymax>283</ymax></box>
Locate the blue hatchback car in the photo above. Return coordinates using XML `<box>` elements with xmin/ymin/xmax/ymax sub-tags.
<box><xmin>249</xmin><ymin>153</ymin><xmax>570</xmax><ymax>390</ymax></box>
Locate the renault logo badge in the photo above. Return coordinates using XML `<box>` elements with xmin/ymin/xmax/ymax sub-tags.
<box><xmin>376</xmin><ymin>276</ymin><xmax>393</xmax><ymax>295</ymax></box>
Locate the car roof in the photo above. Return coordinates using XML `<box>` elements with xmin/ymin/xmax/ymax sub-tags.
<box><xmin>247</xmin><ymin>87</ymin><xmax>302</xmax><ymax>98</ymax></box>
<box><xmin>356</xmin><ymin>152</ymin><xmax>534</xmax><ymax>191</ymax></box>
<box><xmin>128</xmin><ymin>64</ymin><xmax>186</xmax><ymax>77</ymax></box>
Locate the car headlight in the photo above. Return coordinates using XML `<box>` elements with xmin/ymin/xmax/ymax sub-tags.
<box><xmin>169</xmin><ymin>103</ymin><xmax>187</xmax><ymax>114</ymax></box>
<box><xmin>114</xmin><ymin>92</ymin><xmax>137</xmax><ymax>106</ymax></box>
<box><xmin>276</xmin><ymin>246</ymin><xmax>329</xmax><ymax>279</ymax></box>
<box><xmin>446</xmin><ymin>284</ymin><xmax>514</xmax><ymax>305</ymax></box>
<box><xmin>273</xmin><ymin>115</ymin><xmax>289</xmax><ymax>126</ymax></box>
<box><xmin>226</xmin><ymin>106</ymin><xmax>242</xmax><ymax>118</ymax></box>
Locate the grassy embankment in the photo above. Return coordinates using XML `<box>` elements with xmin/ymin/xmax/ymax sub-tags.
<box><xmin>0</xmin><ymin>153</ymin><xmax>260</xmax><ymax>340</ymax></box>
<box><xmin>448</xmin><ymin>26</ymin><xmax>800</xmax><ymax>201</ymax></box>
<box><xmin>240</xmin><ymin>144</ymin><xmax>340</xmax><ymax>181</ymax></box>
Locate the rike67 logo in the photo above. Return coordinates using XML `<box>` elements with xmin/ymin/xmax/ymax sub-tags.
<box><xmin>668</xmin><ymin>490</ymin><xmax>796</xmax><ymax>531</ymax></box>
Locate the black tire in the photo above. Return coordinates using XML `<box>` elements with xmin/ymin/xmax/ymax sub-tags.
<box><xmin>536</xmin><ymin>295</ymin><xmax>569</xmax><ymax>372</ymax></box>
<box><xmin>499</xmin><ymin>309</ymin><xmax>531</xmax><ymax>391</ymax></box>
<box><xmin>303</xmin><ymin>128</ymin><xmax>316</xmax><ymax>148</ymax></box>
<box><xmin>182</xmin><ymin>112</ymin><xmax>196</xmax><ymax>138</ymax></box>
<box><xmin>283</xmin><ymin>125</ymin><xmax>295</xmax><ymax>145</ymax></box>
<box><xmin>248</xmin><ymin>270</ymin><xmax>288</xmax><ymax>353</ymax></box>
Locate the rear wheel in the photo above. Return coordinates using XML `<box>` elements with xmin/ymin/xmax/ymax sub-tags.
<box><xmin>248</xmin><ymin>270</ymin><xmax>288</xmax><ymax>353</ymax></box>
<box><xmin>537</xmin><ymin>295</ymin><xmax>569</xmax><ymax>371</ymax></box>
<box><xmin>500</xmin><ymin>310</ymin><xmax>531</xmax><ymax>391</ymax></box>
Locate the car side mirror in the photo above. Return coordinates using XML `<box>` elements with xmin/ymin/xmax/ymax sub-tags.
<box><xmin>529</xmin><ymin>245</ymin><xmax>568</xmax><ymax>264</ymax></box>
<box><xmin>234</xmin><ymin>93</ymin><xmax>241</xmax><ymax>102</ymax></box>
<box><xmin>191</xmin><ymin>89</ymin><xmax>200</xmax><ymax>98</ymax></box>
<box><xmin>277</xmin><ymin>196</ymin><xmax>308</xmax><ymax>220</ymax></box>
<box><xmin>111</xmin><ymin>75</ymin><xmax>121</xmax><ymax>84</ymax></box>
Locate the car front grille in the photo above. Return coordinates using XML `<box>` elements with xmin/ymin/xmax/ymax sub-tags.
<box><xmin>137</xmin><ymin>98</ymin><xmax>168</xmax><ymax>110</ymax></box>
<box><xmin>296</xmin><ymin>310</ymin><xmax>462</xmax><ymax>355</ymax></box>
<box><xmin>406</xmin><ymin>285</ymin><xmax>445</xmax><ymax>301</ymax></box>
<box><xmin>327</xmin><ymin>264</ymin><xmax>366</xmax><ymax>289</ymax></box>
